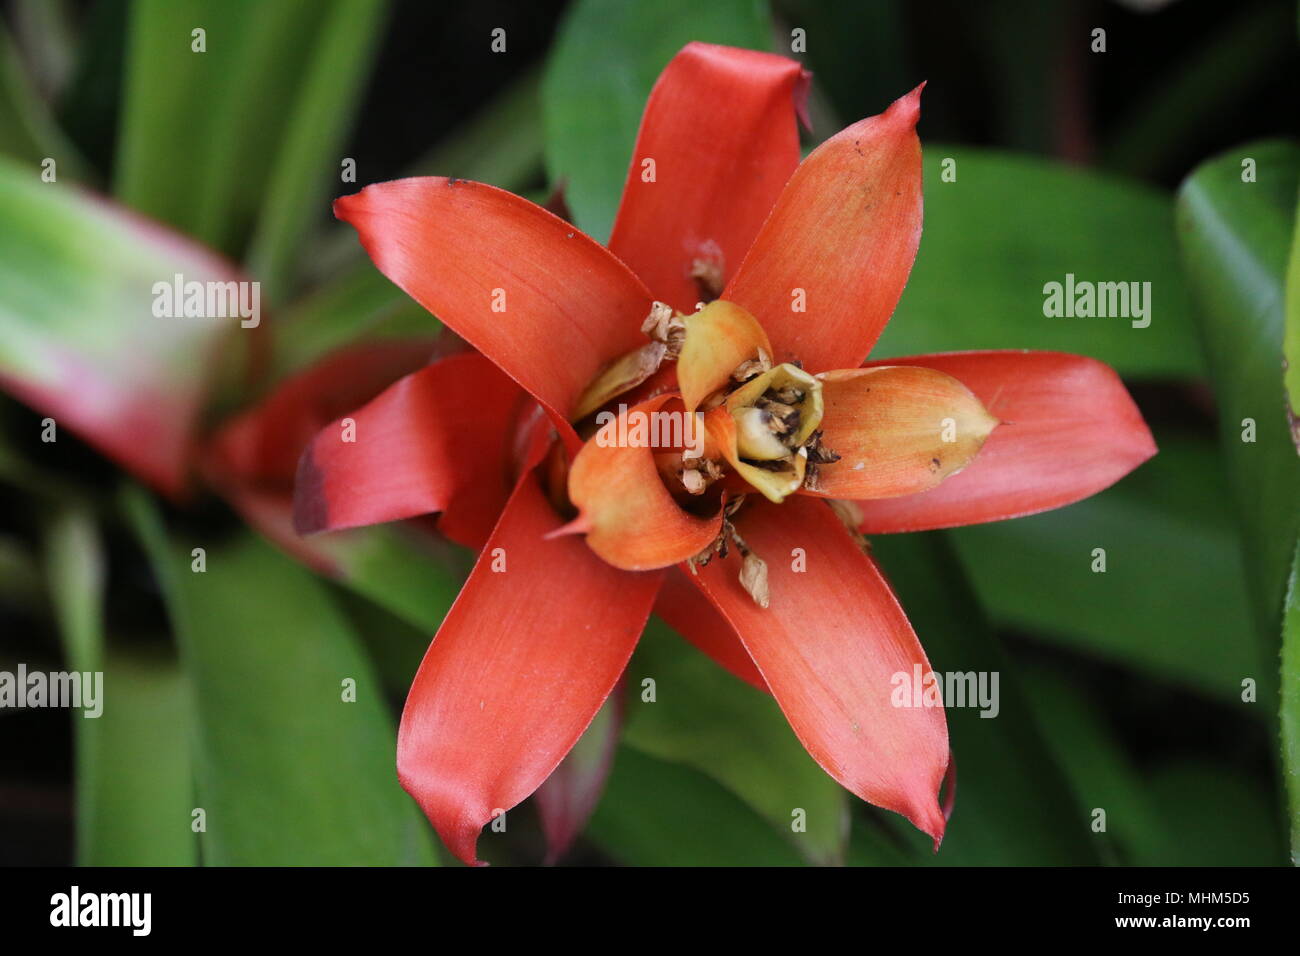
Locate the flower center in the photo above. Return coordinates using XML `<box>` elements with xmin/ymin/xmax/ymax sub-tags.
<box><xmin>733</xmin><ymin>358</ymin><xmax>821</xmax><ymax>452</ymax></box>
<box><xmin>569</xmin><ymin>300</ymin><xmax>844</xmax><ymax>608</ymax></box>
<box><xmin>676</xmin><ymin>356</ymin><xmax>832</xmax><ymax>507</ymax></box>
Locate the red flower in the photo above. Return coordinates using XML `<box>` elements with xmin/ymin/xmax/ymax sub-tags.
<box><xmin>297</xmin><ymin>42</ymin><xmax>1156</xmax><ymax>864</ymax></box>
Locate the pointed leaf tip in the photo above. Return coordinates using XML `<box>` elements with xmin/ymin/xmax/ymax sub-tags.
<box><xmin>292</xmin><ymin>446</ymin><xmax>328</xmax><ymax>535</ymax></box>
<box><xmin>396</xmin><ymin>475</ymin><xmax>658</xmax><ymax>865</ymax></box>
<box><xmin>685</xmin><ymin>496</ymin><xmax>950</xmax><ymax>844</ymax></box>
<box><xmin>794</xmin><ymin>68</ymin><xmax>813</xmax><ymax>132</ymax></box>
<box><xmin>544</xmin><ymin>515</ymin><xmax>593</xmax><ymax>540</ymax></box>
<box><xmin>894</xmin><ymin>82</ymin><xmax>925</xmax><ymax>126</ymax></box>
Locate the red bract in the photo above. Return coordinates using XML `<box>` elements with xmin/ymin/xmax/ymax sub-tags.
<box><xmin>204</xmin><ymin>340</ymin><xmax>459</xmax><ymax>570</ymax></box>
<box><xmin>299</xmin><ymin>42</ymin><xmax>1156</xmax><ymax>864</ymax></box>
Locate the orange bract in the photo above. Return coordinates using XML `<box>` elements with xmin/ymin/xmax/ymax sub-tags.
<box><xmin>564</xmin><ymin>394</ymin><xmax>723</xmax><ymax>571</ymax></box>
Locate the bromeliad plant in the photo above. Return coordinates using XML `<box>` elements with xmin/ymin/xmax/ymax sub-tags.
<box><xmin>297</xmin><ymin>42</ymin><xmax>1157</xmax><ymax>864</ymax></box>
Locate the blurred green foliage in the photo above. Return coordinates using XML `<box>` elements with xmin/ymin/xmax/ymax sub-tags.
<box><xmin>1178</xmin><ymin>141</ymin><xmax>1300</xmax><ymax>863</ymax></box>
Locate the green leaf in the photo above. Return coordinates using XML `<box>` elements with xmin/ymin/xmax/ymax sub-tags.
<box><xmin>542</xmin><ymin>0</ymin><xmax>773</xmax><ymax>241</ymax></box>
<box><xmin>0</xmin><ymin>153</ymin><xmax>226</xmax><ymax>381</ymax></box>
<box><xmin>75</xmin><ymin>648</ymin><xmax>197</xmax><ymax>866</ymax></box>
<box><xmin>869</xmin><ymin>532</ymin><xmax>1100</xmax><ymax>865</ymax></box>
<box><xmin>1283</xmin><ymin>546</ymin><xmax>1300</xmax><ymax>862</ymax></box>
<box><xmin>1143</xmin><ymin>762</ymin><xmax>1284</xmax><ymax>866</ymax></box>
<box><xmin>1177</xmin><ymin>141</ymin><xmax>1300</xmax><ymax>653</ymax></box>
<box><xmin>121</xmin><ymin>484</ymin><xmax>437</xmax><ymax>865</ymax></box>
<box><xmin>1024</xmin><ymin>666</ymin><xmax>1282</xmax><ymax>865</ymax></box>
<box><xmin>330</xmin><ymin>525</ymin><xmax>466</xmax><ymax>635</ymax></box>
<box><xmin>44</xmin><ymin>506</ymin><xmax>103</xmax><ymax>671</ymax></box>
<box><xmin>1279</xmin><ymin>538</ymin><xmax>1300</xmax><ymax>868</ymax></box>
<box><xmin>114</xmin><ymin>0</ymin><xmax>343</xmax><ymax>254</ymax></box>
<box><xmin>302</xmin><ymin>66</ymin><xmax>546</xmax><ymax>291</ymax></box>
<box><xmin>0</xmin><ymin>154</ymin><xmax>236</xmax><ymax>489</ymax></box>
<box><xmin>876</xmin><ymin>148</ymin><xmax>1201</xmax><ymax>378</ymax></box>
<box><xmin>622</xmin><ymin>622</ymin><xmax>848</xmax><ymax>864</ymax></box>
<box><xmin>949</xmin><ymin>434</ymin><xmax>1258</xmax><ymax>700</ymax></box>
<box><xmin>44</xmin><ymin>506</ymin><xmax>197</xmax><ymax>866</ymax></box>
<box><xmin>587</xmin><ymin>746</ymin><xmax>805</xmax><ymax>866</ymax></box>
<box><xmin>333</xmin><ymin>590</ymin><xmax>429</xmax><ymax>698</ymax></box>
<box><xmin>0</xmin><ymin>20</ymin><xmax>90</xmax><ymax>179</ymax></box>
<box><xmin>1178</xmin><ymin>139</ymin><xmax>1300</xmax><ymax>862</ymax></box>
<box><xmin>844</xmin><ymin>819</ymin><xmax>916</xmax><ymax>867</ymax></box>
<box><xmin>244</xmin><ymin>0</ymin><xmax>387</xmax><ymax>304</ymax></box>
<box><xmin>1101</xmin><ymin>3</ymin><xmax>1296</xmax><ymax>179</ymax></box>
<box><xmin>269</xmin><ymin>266</ymin><xmax>437</xmax><ymax>380</ymax></box>
<box><xmin>1286</xmin><ymin>182</ymin><xmax>1300</xmax><ymax>865</ymax></box>
<box><xmin>1282</xmin><ymin>185</ymin><xmax>1300</xmax><ymax>442</ymax></box>
<box><xmin>1020</xmin><ymin>667</ymin><xmax>1163</xmax><ymax>865</ymax></box>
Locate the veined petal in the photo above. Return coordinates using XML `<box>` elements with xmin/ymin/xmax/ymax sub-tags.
<box><xmin>566</xmin><ymin>394</ymin><xmax>723</xmax><ymax>570</ymax></box>
<box><xmin>723</xmin><ymin>86</ymin><xmax>924</xmax><ymax>372</ymax></box>
<box><xmin>335</xmin><ymin>178</ymin><xmax>653</xmax><ymax>444</ymax></box>
<box><xmin>851</xmin><ymin>351</ymin><xmax>1157</xmax><ymax>532</ymax></box>
<box><xmin>397</xmin><ymin>473</ymin><xmax>660</xmax><ymax>865</ymax></box>
<box><xmin>686</xmin><ymin>495</ymin><xmax>949</xmax><ymax>844</ymax></box>
<box><xmin>654</xmin><ymin>566</ymin><xmax>768</xmax><ymax>692</ymax></box>
<box><xmin>805</xmin><ymin>365</ymin><xmax>998</xmax><ymax>499</ymax></box>
<box><xmin>293</xmin><ymin>352</ymin><xmax>524</xmax><ymax>545</ymax></box>
<box><xmin>609</xmin><ymin>42</ymin><xmax>808</xmax><ymax>311</ymax></box>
